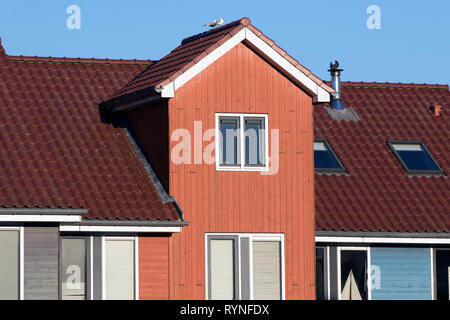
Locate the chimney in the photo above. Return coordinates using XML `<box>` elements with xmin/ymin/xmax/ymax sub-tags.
<box><xmin>328</xmin><ymin>60</ymin><xmax>344</xmax><ymax>110</ymax></box>
<box><xmin>430</xmin><ymin>105</ymin><xmax>442</xmax><ymax>117</ymax></box>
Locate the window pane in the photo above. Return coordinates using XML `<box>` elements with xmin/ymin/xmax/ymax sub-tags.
<box><xmin>253</xmin><ymin>241</ymin><xmax>281</xmax><ymax>300</ymax></box>
<box><xmin>0</xmin><ymin>231</ymin><xmax>19</xmax><ymax>300</ymax></box>
<box><xmin>340</xmin><ymin>250</ymin><xmax>367</xmax><ymax>300</ymax></box>
<box><xmin>220</xmin><ymin>118</ymin><xmax>239</xmax><ymax>165</ymax></box>
<box><xmin>210</xmin><ymin>240</ymin><xmax>235</xmax><ymax>300</ymax></box>
<box><xmin>370</xmin><ymin>247</ymin><xmax>431</xmax><ymax>300</ymax></box>
<box><xmin>314</xmin><ymin>142</ymin><xmax>343</xmax><ymax>170</ymax></box>
<box><xmin>245</xmin><ymin>119</ymin><xmax>265</xmax><ymax>166</ymax></box>
<box><xmin>436</xmin><ymin>250</ymin><xmax>450</xmax><ymax>300</ymax></box>
<box><xmin>245</xmin><ymin>119</ymin><xmax>264</xmax><ymax>166</ymax></box>
<box><xmin>61</xmin><ymin>238</ymin><xmax>86</xmax><ymax>300</ymax></box>
<box><xmin>105</xmin><ymin>239</ymin><xmax>135</xmax><ymax>300</ymax></box>
<box><xmin>393</xmin><ymin>144</ymin><xmax>440</xmax><ymax>171</ymax></box>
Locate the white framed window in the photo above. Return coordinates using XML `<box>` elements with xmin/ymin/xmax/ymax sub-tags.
<box><xmin>0</xmin><ymin>227</ymin><xmax>24</xmax><ymax>300</ymax></box>
<box><xmin>215</xmin><ymin>113</ymin><xmax>269</xmax><ymax>171</ymax></box>
<box><xmin>205</xmin><ymin>233</ymin><xmax>285</xmax><ymax>300</ymax></box>
<box><xmin>60</xmin><ymin>237</ymin><xmax>90</xmax><ymax>300</ymax></box>
<box><xmin>337</xmin><ymin>247</ymin><xmax>371</xmax><ymax>300</ymax></box>
<box><xmin>102</xmin><ymin>236</ymin><xmax>139</xmax><ymax>300</ymax></box>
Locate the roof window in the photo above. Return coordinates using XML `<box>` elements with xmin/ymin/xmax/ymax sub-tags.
<box><xmin>314</xmin><ymin>140</ymin><xmax>345</xmax><ymax>172</ymax></box>
<box><xmin>388</xmin><ymin>141</ymin><xmax>443</xmax><ymax>174</ymax></box>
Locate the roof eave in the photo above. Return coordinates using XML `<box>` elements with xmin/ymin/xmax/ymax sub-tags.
<box><xmin>100</xmin><ymin>87</ymin><xmax>164</xmax><ymax>113</ymax></box>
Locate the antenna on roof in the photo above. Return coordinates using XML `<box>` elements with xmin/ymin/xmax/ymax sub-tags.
<box><xmin>203</xmin><ymin>18</ymin><xmax>224</xmax><ymax>28</ymax></box>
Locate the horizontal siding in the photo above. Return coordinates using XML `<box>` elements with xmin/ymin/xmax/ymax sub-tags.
<box><xmin>371</xmin><ymin>247</ymin><xmax>431</xmax><ymax>300</ymax></box>
<box><xmin>24</xmin><ymin>225</ymin><xmax>59</xmax><ymax>300</ymax></box>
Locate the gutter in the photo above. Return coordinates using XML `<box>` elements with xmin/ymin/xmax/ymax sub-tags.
<box><xmin>99</xmin><ymin>87</ymin><xmax>164</xmax><ymax>113</ymax></box>
<box><xmin>316</xmin><ymin>230</ymin><xmax>450</xmax><ymax>245</ymax></box>
<box><xmin>60</xmin><ymin>219</ymin><xmax>188</xmax><ymax>233</ymax></box>
<box><xmin>0</xmin><ymin>207</ymin><xmax>87</xmax><ymax>223</ymax></box>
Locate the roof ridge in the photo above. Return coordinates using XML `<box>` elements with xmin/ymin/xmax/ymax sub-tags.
<box><xmin>8</xmin><ymin>54</ymin><xmax>153</xmax><ymax>66</ymax></box>
<box><xmin>340</xmin><ymin>81</ymin><xmax>449</xmax><ymax>90</ymax></box>
<box><xmin>181</xmin><ymin>17</ymin><xmax>250</xmax><ymax>45</ymax></box>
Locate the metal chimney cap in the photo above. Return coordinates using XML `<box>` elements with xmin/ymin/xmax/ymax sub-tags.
<box><xmin>328</xmin><ymin>60</ymin><xmax>343</xmax><ymax>72</ymax></box>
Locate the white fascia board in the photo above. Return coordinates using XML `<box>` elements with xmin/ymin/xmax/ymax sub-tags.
<box><xmin>59</xmin><ymin>225</ymin><xmax>181</xmax><ymax>233</ymax></box>
<box><xmin>160</xmin><ymin>84</ymin><xmax>174</xmax><ymax>98</ymax></box>
<box><xmin>0</xmin><ymin>215</ymin><xmax>82</xmax><ymax>223</ymax></box>
<box><xmin>172</xmin><ymin>28</ymin><xmax>246</xmax><ymax>92</ymax></box>
<box><xmin>316</xmin><ymin>236</ymin><xmax>450</xmax><ymax>245</ymax></box>
<box><xmin>244</xmin><ymin>28</ymin><xmax>330</xmax><ymax>103</ymax></box>
<box><xmin>159</xmin><ymin>27</ymin><xmax>330</xmax><ymax>102</ymax></box>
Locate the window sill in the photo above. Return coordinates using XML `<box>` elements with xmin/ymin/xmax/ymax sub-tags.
<box><xmin>216</xmin><ymin>165</ymin><xmax>269</xmax><ymax>172</ymax></box>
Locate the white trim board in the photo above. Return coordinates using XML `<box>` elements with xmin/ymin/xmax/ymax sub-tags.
<box><xmin>0</xmin><ymin>215</ymin><xmax>82</xmax><ymax>223</ymax></box>
<box><xmin>60</xmin><ymin>225</ymin><xmax>181</xmax><ymax>233</ymax></box>
<box><xmin>160</xmin><ymin>27</ymin><xmax>331</xmax><ymax>102</ymax></box>
<box><xmin>316</xmin><ymin>236</ymin><xmax>450</xmax><ymax>245</ymax></box>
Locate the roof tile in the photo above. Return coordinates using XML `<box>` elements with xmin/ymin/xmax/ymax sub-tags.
<box><xmin>0</xmin><ymin>51</ymin><xmax>180</xmax><ymax>221</ymax></box>
<box><xmin>315</xmin><ymin>82</ymin><xmax>450</xmax><ymax>233</ymax></box>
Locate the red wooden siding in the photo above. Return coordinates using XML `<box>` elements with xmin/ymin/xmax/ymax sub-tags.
<box><xmin>168</xmin><ymin>42</ymin><xmax>316</xmax><ymax>299</ymax></box>
<box><xmin>139</xmin><ymin>235</ymin><xmax>170</xmax><ymax>300</ymax></box>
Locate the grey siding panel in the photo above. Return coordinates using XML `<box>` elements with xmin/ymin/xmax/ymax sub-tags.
<box><xmin>24</xmin><ymin>225</ymin><xmax>59</xmax><ymax>300</ymax></box>
<box><xmin>240</xmin><ymin>237</ymin><xmax>250</xmax><ymax>300</ymax></box>
<box><xmin>92</xmin><ymin>236</ymin><xmax>102</xmax><ymax>300</ymax></box>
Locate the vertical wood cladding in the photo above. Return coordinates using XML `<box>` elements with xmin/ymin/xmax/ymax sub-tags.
<box><xmin>168</xmin><ymin>42</ymin><xmax>316</xmax><ymax>299</ymax></box>
<box><xmin>139</xmin><ymin>235</ymin><xmax>170</xmax><ymax>300</ymax></box>
<box><xmin>24</xmin><ymin>225</ymin><xmax>59</xmax><ymax>300</ymax></box>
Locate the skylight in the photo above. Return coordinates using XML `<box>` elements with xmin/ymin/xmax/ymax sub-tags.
<box><xmin>389</xmin><ymin>142</ymin><xmax>443</xmax><ymax>174</ymax></box>
<box><xmin>314</xmin><ymin>140</ymin><xmax>345</xmax><ymax>172</ymax></box>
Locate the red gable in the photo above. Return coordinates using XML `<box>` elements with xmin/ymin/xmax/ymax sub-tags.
<box><xmin>315</xmin><ymin>82</ymin><xmax>450</xmax><ymax>233</ymax></box>
<box><xmin>107</xmin><ymin>17</ymin><xmax>333</xmax><ymax>104</ymax></box>
<box><xmin>0</xmin><ymin>41</ymin><xmax>180</xmax><ymax>221</ymax></box>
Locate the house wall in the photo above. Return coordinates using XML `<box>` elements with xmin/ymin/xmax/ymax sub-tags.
<box><xmin>167</xmin><ymin>42</ymin><xmax>316</xmax><ymax>299</ymax></box>
<box><xmin>139</xmin><ymin>235</ymin><xmax>170</xmax><ymax>300</ymax></box>
<box><xmin>125</xmin><ymin>101</ymin><xmax>170</xmax><ymax>191</ymax></box>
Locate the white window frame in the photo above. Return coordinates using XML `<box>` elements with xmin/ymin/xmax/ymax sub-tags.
<box><xmin>101</xmin><ymin>236</ymin><xmax>139</xmax><ymax>300</ymax></box>
<box><xmin>0</xmin><ymin>226</ymin><xmax>24</xmax><ymax>300</ymax></box>
<box><xmin>430</xmin><ymin>247</ymin><xmax>450</xmax><ymax>301</ymax></box>
<box><xmin>205</xmin><ymin>233</ymin><xmax>285</xmax><ymax>300</ymax></box>
<box><xmin>315</xmin><ymin>246</ymin><xmax>331</xmax><ymax>300</ymax></box>
<box><xmin>337</xmin><ymin>246</ymin><xmax>371</xmax><ymax>301</ymax></box>
<box><xmin>215</xmin><ymin>113</ymin><xmax>269</xmax><ymax>172</ymax></box>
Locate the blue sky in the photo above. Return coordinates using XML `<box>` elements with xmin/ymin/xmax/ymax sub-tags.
<box><xmin>0</xmin><ymin>0</ymin><xmax>449</xmax><ymax>84</ymax></box>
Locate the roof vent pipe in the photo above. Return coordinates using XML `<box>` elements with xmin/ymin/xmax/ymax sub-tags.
<box><xmin>328</xmin><ymin>60</ymin><xmax>344</xmax><ymax>110</ymax></box>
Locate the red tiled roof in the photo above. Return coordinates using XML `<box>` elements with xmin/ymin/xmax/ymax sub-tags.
<box><xmin>314</xmin><ymin>81</ymin><xmax>450</xmax><ymax>233</ymax></box>
<box><xmin>109</xmin><ymin>17</ymin><xmax>332</xmax><ymax>101</ymax></box>
<box><xmin>0</xmin><ymin>42</ymin><xmax>180</xmax><ymax>221</ymax></box>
